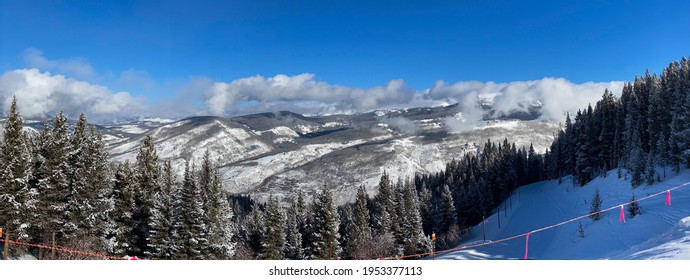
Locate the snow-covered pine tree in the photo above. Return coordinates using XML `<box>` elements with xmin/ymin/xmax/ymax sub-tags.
<box><xmin>285</xmin><ymin>195</ymin><xmax>304</xmax><ymax>259</ymax></box>
<box><xmin>628</xmin><ymin>195</ymin><xmax>641</xmax><ymax>218</ymax></box>
<box><xmin>401</xmin><ymin>179</ymin><xmax>427</xmax><ymax>255</ymax></box>
<box><xmin>178</xmin><ymin>161</ymin><xmax>208</xmax><ymax>259</ymax></box>
<box><xmin>36</xmin><ymin>111</ymin><xmax>73</xmax><ymax>245</ymax></box>
<box><xmin>339</xmin><ymin>203</ymin><xmax>354</xmax><ymax>259</ymax></box>
<box><xmin>112</xmin><ymin>161</ymin><xmax>136</xmax><ymax>256</ymax></box>
<box><xmin>349</xmin><ymin>185</ymin><xmax>373</xmax><ymax>259</ymax></box>
<box><xmin>132</xmin><ymin>135</ymin><xmax>161</xmax><ymax>257</ymax></box>
<box><xmin>86</xmin><ymin>126</ymin><xmax>115</xmax><ymax>253</ymax></box>
<box><xmin>66</xmin><ymin>113</ymin><xmax>91</xmax><ymax>238</ymax></box>
<box><xmin>0</xmin><ymin>96</ymin><xmax>31</xmax><ymax>254</ymax></box>
<box><xmin>598</xmin><ymin>89</ymin><xmax>618</xmax><ymax>173</ymax></box>
<box><xmin>199</xmin><ymin>151</ymin><xmax>235</xmax><ymax>259</ymax></box>
<box><xmin>311</xmin><ymin>183</ymin><xmax>341</xmax><ymax>259</ymax></box>
<box><xmin>373</xmin><ymin>171</ymin><xmax>393</xmax><ymax>236</ymax></box>
<box><xmin>589</xmin><ymin>189</ymin><xmax>603</xmax><ymax>221</ymax></box>
<box><xmin>208</xmin><ymin>170</ymin><xmax>235</xmax><ymax>259</ymax></box>
<box><xmin>417</xmin><ymin>182</ymin><xmax>434</xmax><ymax>235</ymax></box>
<box><xmin>262</xmin><ymin>195</ymin><xmax>285</xmax><ymax>260</ymax></box>
<box><xmin>147</xmin><ymin>160</ymin><xmax>176</xmax><ymax>259</ymax></box>
<box><xmin>246</xmin><ymin>202</ymin><xmax>265</xmax><ymax>259</ymax></box>
<box><xmin>440</xmin><ymin>184</ymin><xmax>456</xmax><ymax>232</ymax></box>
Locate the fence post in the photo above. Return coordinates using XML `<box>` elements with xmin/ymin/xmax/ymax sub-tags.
<box><xmin>3</xmin><ymin>225</ymin><xmax>8</xmax><ymax>260</ymax></box>
<box><xmin>51</xmin><ymin>232</ymin><xmax>56</xmax><ymax>260</ymax></box>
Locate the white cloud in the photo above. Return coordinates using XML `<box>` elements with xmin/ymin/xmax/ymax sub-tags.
<box><xmin>429</xmin><ymin>77</ymin><xmax>625</xmax><ymax>122</ymax></box>
<box><xmin>202</xmin><ymin>73</ymin><xmax>421</xmax><ymax>116</ymax></box>
<box><xmin>0</xmin><ymin>68</ymin><xmax>141</xmax><ymax>119</ymax></box>
<box><xmin>23</xmin><ymin>48</ymin><xmax>98</xmax><ymax>82</ymax></box>
<box><xmin>201</xmin><ymin>73</ymin><xmax>624</xmax><ymax>121</ymax></box>
<box><xmin>382</xmin><ymin>116</ymin><xmax>419</xmax><ymax>135</ymax></box>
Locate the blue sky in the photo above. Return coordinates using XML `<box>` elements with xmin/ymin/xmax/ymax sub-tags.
<box><xmin>0</xmin><ymin>0</ymin><xmax>688</xmax><ymax>119</ymax></box>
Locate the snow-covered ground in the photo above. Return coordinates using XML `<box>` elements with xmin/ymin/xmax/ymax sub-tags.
<box><xmin>436</xmin><ymin>168</ymin><xmax>690</xmax><ymax>260</ymax></box>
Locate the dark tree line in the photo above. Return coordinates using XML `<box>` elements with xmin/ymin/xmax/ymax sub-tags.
<box><xmin>546</xmin><ymin>58</ymin><xmax>690</xmax><ymax>186</ymax></box>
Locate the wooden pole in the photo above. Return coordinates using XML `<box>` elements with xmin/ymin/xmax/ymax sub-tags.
<box><xmin>3</xmin><ymin>226</ymin><xmax>8</xmax><ymax>260</ymax></box>
<box><xmin>431</xmin><ymin>232</ymin><xmax>436</xmax><ymax>260</ymax></box>
<box><xmin>51</xmin><ymin>232</ymin><xmax>56</xmax><ymax>260</ymax></box>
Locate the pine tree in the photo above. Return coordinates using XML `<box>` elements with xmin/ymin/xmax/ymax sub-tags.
<box><xmin>246</xmin><ymin>203</ymin><xmax>265</xmax><ymax>259</ymax></box>
<box><xmin>373</xmin><ymin>171</ymin><xmax>393</xmax><ymax>236</ymax></box>
<box><xmin>578</xmin><ymin>222</ymin><xmax>585</xmax><ymax>239</ymax></box>
<box><xmin>589</xmin><ymin>189</ymin><xmax>603</xmax><ymax>221</ymax></box>
<box><xmin>178</xmin><ymin>161</ymin><xmax>208</xmax><ymax>259</ymax></box>
<box><xmin>350</xmin><ymin>185</ymin><xmax>373</xmax><ymax>259</ymax></box>
<box><xmin>66</xmin><ymin>113</ymin><xmax>92</xmax><ymax>237</ymax></box>
<box><xmin>147</xmin><ymin>160</ymin><xmax>176</xmax><ymax>259</ymax></box>
<box><xmin>628</xmin><ymin>195</ymin><xmax>641</xmax><ymax>218</ymax></box>
<box><xmin>208</xmin><ymin>170</ymin><xmax>235</xmax><ymax>259</ymax></box>
<box><xmin>36</xmin><ymin>111</ymin><xmax>72</xmax><ymax>244</ymax></box>
<box><xmin>132</xmin><ymin>135</ymin><xmax>161</xmax><ymax>257</ymax></box>
<box><xmin>199</xmin><ymin>151</ymin><xmax>235</xmax><ymax>259</ymax></box>
<box><xmin>262</xmin><ymin>195</ymin><xmax>285</xmax><ymax>260</ymax></box>
<box><xmin>285</xmin><ymin>197</ymin><xmax>304</xmax><ymax>259</ymax></box>
<box><xmin>440</xmin><ymin>184</ymin><xmax>456</xmax><ymax>232</ymax></box>
<box><xmin>86</xmin><ymin>126</ymin><xmax>115</xmax><ymax>253</ymax></box>
<box><xmin>311</xmin><ymin>183</ymin><xmax>341</xmax><ymax>259</ymax></box>
<box><xmin>0</xmin><ymin>96</ymin><xmax>31</xmax><ymax>255</ymax></box>
<box><xmin>112</xmin><ymin>161</ymin><xmax>136</xmax><ymax>256</ymax></box>
<box><xmin>401</xmin><ymin>179</ymin><xmax>427</xmax><ymax>255</ymax></box>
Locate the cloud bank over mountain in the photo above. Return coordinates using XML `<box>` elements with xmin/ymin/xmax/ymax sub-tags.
<box><xmin>0</xmin><ymin>50</ymin><xmax>624</xmax><ymax>121</ymax></box>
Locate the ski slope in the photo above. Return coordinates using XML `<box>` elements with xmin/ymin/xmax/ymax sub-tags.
<box><xmin>436</xmin><ymin>168</ymin><xmax>690</xmax><ymax>260</ymax></box>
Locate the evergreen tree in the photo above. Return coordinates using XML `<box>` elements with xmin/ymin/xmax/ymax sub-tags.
<box><xmin>262</xmin><ymin>195</ymin><xmax>285</xmax><ymax>259</ymax></box>
<box><xmin>440</xmin><ymin>184</ymin><xmax>456</xmax><ymax>232</ymax></box>
<box><xmin>285</xmin><ymin>196</ymin><xmax>304</xmax><ymax>259</ymax></box>
<box><xmin>0</xmin><ymin>96</ymin><xmax>31</xmax><ymax>244</ymax></box>
<box><xmin>86</xmin><ymin>126</ymin><xmax>115</xmax><ymax>253</ymax></box>
<box><xmin>628</xmin><ymin>195</ymin><xmax>641</xmax><ymax>218</ymax></box>
<box><xmin>199</xmin><ymin>151</ymin><xmax>235</xmax><ymax>259</ymax></box>
<box><xmin>66</xmin><ymin>113</ymin><xmax>92</xmax><ymax>237</ymax></box>
<box><xmin>178</xmin><ymin>161</ymin><xmax>208</xmax><ymax>259</ymax></box>
<box><xmin>147</xmin><ymin>160</ymin><xmax>176</xmax><ymax>259</ymax></box>
<box><xmin>373</xmin><ymin>171</ymin><xmax>393</xmax><ymax>236</ymax></box>
<box><xmin>36</xmin><ymin>111</ymin><xmax>72</xmax><ymax>243</ymax></box>
<box><xmin>589</xmin><ymin>189</ymin><xmax>603</xmax><ymax>221</ymax></box>
<box><xmin>311</xmin><ymin>183</ymin><xmax>341</xmax><ymax>259</ymax></box>
<box><xmin>401</xmin><ymin>179</ymin><xmax>427</xmax><ymax>255</ymax></box>
<box><xmin>131</xmin><ymin>135</ymin><xmax>161</xmax><ymax>256</ymax></box>
<box><xmin>350</xmin><ymin>185</ymin><xmax>373</xmax><ymax>259</ymax></box>
<box><xmin>208</xmin><ymin>170</ymin><xmax>235</xmax><ymax>259</ymax></box>
<box><xmin>578</xmin><ymin>222</ymin><xmax>585</xmax><ymax>239</ymax></box>
<box><xmin>245</xmin><ymin>203</ymin><xmax>265</xmax><ymax>259</ymax></box>
<box><xmin>112</xmin><ymin>161</ymin><xmax>136</xmax><ymax>256</ymax></box>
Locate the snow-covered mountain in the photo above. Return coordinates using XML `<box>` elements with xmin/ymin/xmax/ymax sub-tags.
<box><xmin>95</xmin><ymin>104</ymin><xmax>558</xmax><ymax>205</ymax></box>
<box><xmin>4</xmin><ymin>103</ymin><xmax>558</xmax><ymax>205</ymax></box>
<box><xmin>434</xmin><ymin>168</ymin><xmax>690</xmax><ymax>260</ymax></box>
